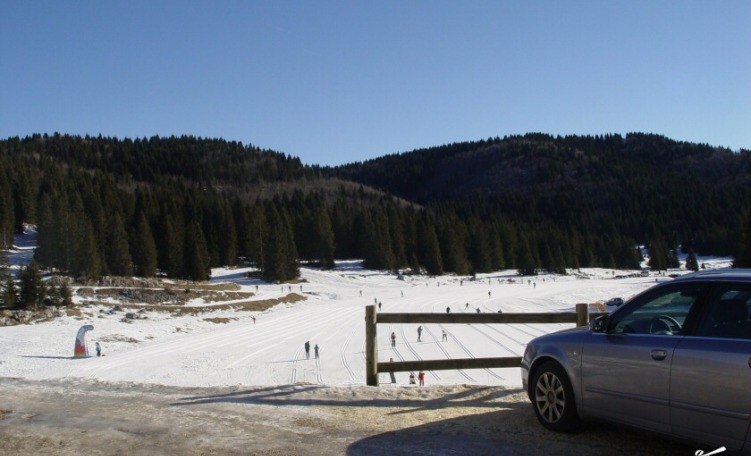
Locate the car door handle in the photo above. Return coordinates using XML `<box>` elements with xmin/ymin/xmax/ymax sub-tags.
<box><xmin>651</xmin><ymin>349</ymin><xmax>667</xmax><ymax>361</ymax></box>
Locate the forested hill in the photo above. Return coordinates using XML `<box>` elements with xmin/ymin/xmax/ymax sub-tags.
<box><xmin>1</xmin><ymin>133</ymin><xmax>750</xmax><ymax>290</ymax></box>
<box><xmin>333</xmin><ymin>133</ymin><xmax>751</xmax><ymax>256</ymax></box>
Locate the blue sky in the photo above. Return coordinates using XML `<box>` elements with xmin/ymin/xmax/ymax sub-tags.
<box><xmin>1</xmin><ymin>1</ymin><xmax>749</xmax><ymax>166</ymax></box>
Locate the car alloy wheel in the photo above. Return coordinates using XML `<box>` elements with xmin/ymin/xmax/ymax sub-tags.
<box><xmin>535</xmin><ymin>371</ymin><xmax>565</xmax><ymax>424</ymax></box>
<box><xmin>531</xmin><ymin>361</ymin><xmax>580</xmax><ymax>432</ymax></box>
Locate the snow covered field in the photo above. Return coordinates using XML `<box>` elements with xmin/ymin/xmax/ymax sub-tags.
<box><xmin>1</xmin><ymin>244</ymin><xmax>732</xmax><ymax>389</ymax></box>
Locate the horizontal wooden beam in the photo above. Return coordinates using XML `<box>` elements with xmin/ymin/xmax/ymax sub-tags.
<box><xmin>376</xmin><ymin>312</ymin><xmax>592</xmax><ymax>324</ymax></box>
<box><xmin>378</xmin><ymin>357</ymin><xmax>524</xmax><ymax>373</ymax></box>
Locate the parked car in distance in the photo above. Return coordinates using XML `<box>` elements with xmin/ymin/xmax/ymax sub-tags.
<box><xmin>605</xmin><ymin>297</ymin><xmax>624</xmax><ymax>307</ymax></box>
<box><xmin>521</xmin><ymin>269</ymin><xmax>751</xmax><ymax>453</ymax></box>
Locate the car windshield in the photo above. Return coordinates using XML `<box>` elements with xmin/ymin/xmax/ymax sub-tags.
<box><xmin>610</xmin><ymin>284</ymin><xmax>702</xmax><ymax>335</ymax></box>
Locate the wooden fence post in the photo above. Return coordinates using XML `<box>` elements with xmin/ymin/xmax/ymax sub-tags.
<box><xmin>365</xmin><ymin>305</ymin><xmax>378</xmax><ymax>386</ymax></box>
<box><xmin>576</xmin><ymin>303</ymin><xmax>589</xmax><ymax>327</ymax></box>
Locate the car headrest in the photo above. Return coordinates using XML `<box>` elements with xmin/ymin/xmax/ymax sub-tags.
<box><xmin>716</xmin><ymin>299</ymin><xmax>748</xmax><ymax>323</ymax></box>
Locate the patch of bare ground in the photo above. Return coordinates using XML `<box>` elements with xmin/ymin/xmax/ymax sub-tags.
<box><xmin>0</xmin><ymin>379</ymin><xmax>697</xmax><ymax>456</ymax></box>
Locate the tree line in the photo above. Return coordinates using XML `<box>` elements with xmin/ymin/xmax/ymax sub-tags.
<box><xmin>1</xmin><ymin>132</ymin><xmax>750</xmax><ymax>311</ymax></box>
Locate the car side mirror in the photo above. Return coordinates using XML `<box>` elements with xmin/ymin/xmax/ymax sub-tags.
<box><xmin>591</xmin><ymin>315</ymin><xmax>609</xmax><ymax>333</ymax></box>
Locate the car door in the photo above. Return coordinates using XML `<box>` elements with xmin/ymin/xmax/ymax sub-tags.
<box><xmin>670</xmin><ymin>285</ymin><xmax>751</xmax><ymax>452</ymax></box>
<box><xmin>580</xmin><ymin>282</ymin><xmax>703</xmax><ymax>433</ymax></box>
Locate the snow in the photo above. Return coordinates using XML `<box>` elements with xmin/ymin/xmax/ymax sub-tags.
<box><xmin>0</xmin><ymin>231</ymin><xmax>734</xmax><ymax>390</ymax></box>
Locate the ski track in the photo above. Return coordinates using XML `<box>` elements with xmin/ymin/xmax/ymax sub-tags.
<box><xmin>425</xmin><ymin>325</ymin><xmax>471</xmax><ymax>382</ymax></box>
<box><xmin>338</xmin><ymin>324</ymin><xmax>357</xmax><ymax>383</ymax></box>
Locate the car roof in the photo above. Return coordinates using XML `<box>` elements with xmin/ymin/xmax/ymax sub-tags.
<box><xmin>672</xmin><ymin>268</ymin><xmax>751</xmax><ymax>283</ymax></box>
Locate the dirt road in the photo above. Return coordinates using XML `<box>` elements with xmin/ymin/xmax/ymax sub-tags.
<box><xmin>0</xmin><ymin>378</ymin><xmax>696</xmax><ymax>455</ymax></box>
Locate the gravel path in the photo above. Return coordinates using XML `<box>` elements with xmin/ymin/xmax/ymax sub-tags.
<box><xmin>0</xmin><ymin>378</ymin><xmax>697</xmax><ymax>455</ymax></box>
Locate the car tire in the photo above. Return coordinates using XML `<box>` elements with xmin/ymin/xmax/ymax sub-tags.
<box><xmin>531</xmin><ymin>361</ymin><xmax>581</xmax><ymax>432</ymax></box>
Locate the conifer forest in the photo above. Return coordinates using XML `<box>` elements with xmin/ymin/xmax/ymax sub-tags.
<box><xmin>1</xmin><ymin>132</ymin><xmax>750</xmax><ymax>286</ymax></box>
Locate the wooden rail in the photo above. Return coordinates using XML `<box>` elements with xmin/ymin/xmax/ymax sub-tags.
<box><xmin>365</xmin><ymin>303</ymin><xmax>599</xmax><ymax>386</ymax></box>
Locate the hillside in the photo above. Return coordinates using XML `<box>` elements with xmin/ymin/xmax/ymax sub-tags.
<box><xmin>333</xmin><ymin>133</ymin><xmax>751</xmax><ymax>255</ymax></box>
<box><xmin>1</xmin><ymin>132</ymin><xmax>750</xmax><ymax>289</ymax></box>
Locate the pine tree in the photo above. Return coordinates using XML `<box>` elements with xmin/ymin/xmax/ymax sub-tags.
<box><xmin>71</xmin><ymin>220</ymin><xmax>102</xmax><ymax>279</ymax></box>
<box><xmin>313</xmin><ymin>207</ymin><xmax>336</xmax><ymax>269</ymax></box>
<box><xmin>262</xmin><ymin>204</ymin><xmax>299</xmax><ymax>281</ymax></box>
<box><xmin>160</xmin><ymin>211</ymin><xmax>185</xmax><ymax>278</ymax></box>
<box><xmin>735</xmin><ymin>209</ymin><xmax>751</xmax><ymax>268</ymax></box>
<box><xmin>184</xmin><ymin>220</ymin><xmax>211</xmax><ymax>281</ymax></box>
<box><xmin>517</xmin><ymin>235</ymin><xmax>538</xmax><ymax>276</ymax></box>
<box><xmin>648</xmin><ymin>240</ymin><xmax>668</xmax><ymax>271</ymax></box>
<box><xmin>4</xmin><ymin>276</ymin><xmax>18</xmax><ymax>309</ymax></box>
<box><xmin>0</xmin><ymin>173</ymin><xmax>14</xmax><ymax>250</ymax></box>
<box><xmin>418</xmin><ymin>220</ymin><xmax>443</xmax><ymax>275</ymax></box>
<box><xmin>105</xmin><ymin>213</ymin><xmax>133</xmax><ymax>276</ymax></box>
<box><xmin>131</xmin><ymin>212</ymin><xmax>158</xmax><ymax>277</ymax></box>
<box><xmin>440</xmin><ymin>224</ymin><xmax>470</xmax><ymax>275</ymax></box>
<box><xmin>469</xmin><ymin>223</ymin><xmax>492</xmax><ymax>274</ymax></box>
<box><xmin>685</xmin><ymin>250</ymin><xmax>699</xmax><ymax>271</ymax></box>
<box><xmin>19</xmin><ymin>261</ymin><xmax>45</xmax><ymax>310</ymax></box>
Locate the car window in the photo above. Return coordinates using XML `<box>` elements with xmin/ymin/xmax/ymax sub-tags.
<box><xmin>695</xmin><ymin>286</ymin><xmax>751</xmax><ymax>339</ymax></box>
<box><xmin>609</xmin><ymin>284</ymin><xmax>702</xmax><ymax>336</ymax></box>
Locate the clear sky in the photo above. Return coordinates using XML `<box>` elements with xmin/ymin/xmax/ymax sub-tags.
<box><xmin>1</xmin><ymin>1</ymin><xmax>749</xmax><ymax>166</ymax></box>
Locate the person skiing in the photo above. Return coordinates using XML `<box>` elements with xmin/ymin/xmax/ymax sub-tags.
<box><xmin>417</xmin><ymin>325</ymin><xmax>422</xmax><ymax>341</ymax></box>
<box><xmin>95</xmin><ymin>342</ymin><xmax>102</xmax><ymax>357</ymax></box>
<box><xmin>409</xmin><ymin>372</ymin><xmax>416</xmax><ymax>384</ymax></box>
<box><xmin>441</xmin><ymin>329</ymin><xmax>447</xmax><ymax>342</ymax></box>
<box><xmin>391</xmin><ymin>331</ymin><xmax>396</xmax><ymax>347</ymax></box>
<box><xmin>314</xmin><ymin>344</ymin><xmax>320</xmax><ymax>358</ymax></box>
<box><xmin>418</xmin><ymin>370</ymin><xmax>425</xmax><ymax>386</ymax></box>
<box><xmin>304</xmin><ymin>341</ymin><xmax>310</xmax><ymax>359</ymax></box>
<box><xmin>446</xmin><ymin>306</ymin><xmax>451</xmax><ymax>313</ymax></box>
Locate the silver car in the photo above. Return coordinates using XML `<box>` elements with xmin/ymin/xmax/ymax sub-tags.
<box><xmin>521</xmin><ymin>269</ymin><xmax>751</xmax><ymax>453</ymax></box>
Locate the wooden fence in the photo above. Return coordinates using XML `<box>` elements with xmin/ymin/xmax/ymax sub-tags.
<box><xmin>365</xmin><ymin>303</ymin><xmax>600</xmax><ymax>386</ymax></box>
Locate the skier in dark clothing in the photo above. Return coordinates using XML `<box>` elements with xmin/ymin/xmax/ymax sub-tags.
<box><xmin>304</xmin><ymin>341</ymin><xmax>310</xmax><ymax>359</ymax></box>
<box><xmin>314</xmin><ymin>344</ymin><xmax>320</xmax><ymax>358</ymax></box>
<box><xmin>417</xmin><ymin>325</ymin><xmax>422</xmax><ymax>341</ymax></box>
<box><xmin>391</xmin><ymin>331</ymin><xmax>396</xmax><ymax>347</ymax></box>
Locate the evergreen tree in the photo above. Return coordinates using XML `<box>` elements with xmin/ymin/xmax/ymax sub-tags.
<box><xmin>685</xmin><ymin>250</ymin><xmax>699</xmax><ymax>271</ymax></box>
<box><xmin>648</xmin><ymin>240</ymin><xmax>668</xmax><ymax>271</ymax></box>
<box><xmin>261</xmin><ymin>204</ymin><xmax>299</xmax><ymax>281</ymax></box>
<box><xmin>131</xmin><ymin>212</ymin><xmax>158</xmax><ymax>277</ymax></box>
<box><xmin>19</xmin><ymin>261</ymin><xmax>45</xmax><ymax>310</ymax></box>
<box><xmin>489</xmin><ymin>225</ymin><xmax>506</xmax><ymax>271</ymax></box>
<box><xmin>313</xmin><ymin>207</ymin><xmax>336</xmax><ymax>269</ymax></box>
<box><xmin>469</xmin><ymin>223</ymin><xmax>492</xmax><ymax>274</ymax></box>
<box><xmin>440</xmin><ymin>224</ymin><xmax>470</xmax><ymax>275</ymax></box>
<box><xmin>184</xmin><ymin>220</ymin><xmax>211</xmax><ymax>281</ymax></box>
<box><xmin>160</xmin><ymin>212</ymin><xmax>185</xmax><ymax>278</ymax></box>
<box><xmin>517</xmin><ymin>235</ymin><xmax>538</xmax><ymax>276</ymax></box>
<box><xmin>71</xmin><ymin>220</ymin><xmax>102</xmax><ymax>279</ymax></box>
<box><xmin>217</xmin><ymin>199</ymin><xmax>238</xmax><ymax>267</ymax></box>
<box><xmin>735</xmin><ymin>209</ymin><xmax>751</xmax><ymax>268</ymax></box>
<box><xmin>668</xmin><ymin>243</ymin><xmax>681</xmax><ymax>269</ymax></box>
<box><xmin>4</xmin><ymin>276</ymin><xmax>18</xmax><ymax>309</ymax></box>
<box><xmin>0</xmin><ymin>173</ymin><xmax>14</xmax><ymax>250</ymax></box>
<box><xmin>418</xmin><ymin>220</ymin><xmax>443</xmax><ymax>275</ymax></box>
<box><xmin>105</xmin><ymin>213</ymin><xmax>133</xmax><ymax>276</ymax></box>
